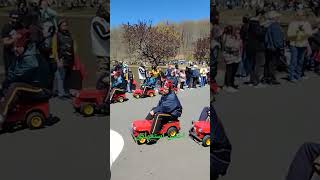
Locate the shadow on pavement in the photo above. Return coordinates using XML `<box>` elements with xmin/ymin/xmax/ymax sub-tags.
<box><xmin>0</xmin><ymin>116</ymin><xmax>61</xmax><ymax>135</ymax></box>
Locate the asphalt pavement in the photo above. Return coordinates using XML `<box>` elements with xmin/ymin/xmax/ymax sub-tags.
<box><xmin>0</xmin><ymin>98</ymin><xmax>108</xmax><ymax>180</ymax></box>
<box><xmin>110</xmin><ymin>86</ymin><xmax>210</xmax><ymax>180</ymax></box>
<box><xmin>215</xmin><ymin>71</ymin><xmax>320</xmax><ymax>180</ymax></box>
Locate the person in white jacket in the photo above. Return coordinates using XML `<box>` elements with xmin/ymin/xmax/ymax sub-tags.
<box><xmin>138</xmin><ymin>64</ymin><xmax>146</xmax><ymax>85</ymax></box>
<box><xmin>287</xmin><ymin>10</ymin><xmax>313</xmax><ymax>82</ymax></box>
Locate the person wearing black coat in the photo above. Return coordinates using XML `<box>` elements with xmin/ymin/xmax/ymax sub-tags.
<box><xmin>210</xmin><ymin>82</ymin><xmax>232</xmax><ymax>180</ymax></box>
<box><xmin>309</xmin><ymin>28</ymin><xmax>320</xmax><ymax>74</ymax></box>
<box><xmin>246</xmin><ymin>16</ymin><xmax>267</xmax><ymax>87</ymax></box>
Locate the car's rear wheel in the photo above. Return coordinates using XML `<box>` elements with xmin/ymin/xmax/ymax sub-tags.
<box><xmin>167</xmin><ymin>127</ymin><xmax>178</xmax><ymax>138</ymax></box>
<box><xmin>135</xmin><ymin>94</ymin><xmax>140</xmax><ymax>99</ymax></box>
<box><xmin>202</xmin><ymin>135</ymin><xmax>210</xmax><ymax>147</ymax></box>
<box><xmin>26</xmin><ymin>112</ymin><xmax>45</xmax><ymax>129</ymax></box>
<box><xmin>149</xmin><ymin>92</ymin><xmax>154</xmax><ymax>97</ymax></box>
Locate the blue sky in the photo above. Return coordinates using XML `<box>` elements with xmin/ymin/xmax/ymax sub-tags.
<box><xmin>111</xmin><ymin>0</ymin><xmax>209</xmax><ymax>28</ymax></box>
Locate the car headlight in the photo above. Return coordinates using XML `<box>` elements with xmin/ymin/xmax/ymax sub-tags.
<box><xmin>199</xmin><ymin>128</ymin><xmax>202</xmax><ymax>133</ymax></box>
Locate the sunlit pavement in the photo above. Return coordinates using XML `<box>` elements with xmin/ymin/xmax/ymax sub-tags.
<box><xmin>111</xmin><ymin>86</ymin><xmax>210</xmax><ymax>180</ymax></box>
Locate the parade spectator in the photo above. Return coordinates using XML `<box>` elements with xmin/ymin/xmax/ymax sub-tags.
<box><xmin>165</xmin><ymin>64</ymin><xmax>172</xmax><ymax>77</ymax></box>
<box><xmin>222</xmin><ymin>25</ymin><xmax>241</xmax><ymax>92</ymax></box>
<box><xmin>200</xmin><ymin>65</ymin><xmax>208</xmax><ymax>87</ymax></box>
<box><xmin>125</xmin><ymin>69</ymin><xmax>134</xmax><ymax>93</ymax></box>
<box><xmin>238</xmin><ymin>15</ymin><xmax>250</xmax><ymax>78</ymax></box>
<box><xmin>138</xmin><ymin>64</ymin><xmax>146</xmax><ymax>85</ymax></box>
<box><xmin>191</xmin><ymin>65</ymin><xmax>199</xmax><ymax>88</ymax></box>
<box><xmin>308</xmin><ymin>24</ymin><xmax>320</xmax><ymax>75</ymax></box>
<box><xmin>168</xmin><ymin>71</ymin><xmax>179</xmax><ymax>88</ymax></box>
<box><xmin>91</xmin><ymin>5</ymin><xmax>109</xmax><ymax>80</ymax></box>
<box><xmin>185</xmin><ymin>66</ymin><xmax>192</xmax><ymax>88</ymax></box>
<box><xmin>178</xmin><ymin>70</ymin><xmax>186</xmax><ymax>90</ymax></box>
<box><xmin>263</xmin><ymin>11</ymin><xmax>284</xmax><ymax>85</ymax></box>
<box><xmin>151</xmin><ymin>65</ymin><xmax>160</xmax><ymax>79</ymax></box>
<box><xmin>246</xmin><ymin>12</ymin><xmax>267</xmax><ymax>87</ymax></box>
<box><xmin>55</xmin><ymin>18</ymin><xmax>74</xmax><ymax>98</ymax></box>
<box><xmin>1</xmin><ymin>10</ymin><xmax>22</xmax><ymax>77</ymax></box>
<box><xmin>287</xmin><ymin>10</ymin><xmax>313</xmax><ymax>82</ymax></box>
<box><xmin>173</xmin><ymin>64</ymin><xmax>179</xmax><ymax>77</ymax></box>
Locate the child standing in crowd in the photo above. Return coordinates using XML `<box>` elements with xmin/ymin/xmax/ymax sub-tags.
<box><xmin>179</xmin><ymin>70</ymin><xmax>186</xmax><ymax>90</ymax></box>
<box><xmin>222</xmin><ymin>26</ymin><xmax>242</xmax><ymax>93</ymax></box>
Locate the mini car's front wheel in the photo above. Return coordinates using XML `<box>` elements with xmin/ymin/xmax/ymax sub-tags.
<box><xmin>27</xmin><ymin>112</ymin><xmax>45</xmax><ymax>129</ymax></box>
<box><xmin>137</xmin><ymin>133</ymin><xmax>147</xmax><ymax>145</ymax></box>
<box><xmin>202</xmin><ymin>135</ymin><xmax>210</xmax><ymax>147</ymax></box>
<box><xmin>118</xmin><ymin>97</ymin><xmax>124</xmax><ymax>103</ymax></box>
<box><xmin>135</xmin><ymin>94</ymin><xmax>140</xmax><ymax>99</ymax></box>
<box><xmin>167</xmin><ymin>127</ymin><xmax>178</xmax><ymax>138</ymax></box>
<box><xmin>81</xmin><ymin>103</ymin><xmax>95</xmax><ymax>116</ymax></box>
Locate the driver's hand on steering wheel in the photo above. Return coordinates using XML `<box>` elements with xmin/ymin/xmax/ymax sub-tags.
<box><xmin>150</xmin><ymin>110</ymin><xmax>154</xmax><ymax>116</ymax></box>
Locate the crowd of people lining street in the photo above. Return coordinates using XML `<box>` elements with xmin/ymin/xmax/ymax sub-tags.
<box><xmin>110</xmin><ymin>61</ymin><xmax>210</xmax><ymax>98</ymax></box>
<box><xmin>216</xmin><ymin>0</ymin><xmax>320</xmax><ymax>16</ymax></box>
<box><xmin>212</xmin><ymin>7</ymin><xmax>320</xmax><ymax>93</ymax></box>
<box><xmin>0</xmin><ymin>0</ymin><xmax>104</xmax><ymax>9</ymax></box>
<box><xmin>0</xmin><ymin>0</ymin><xmax>109</xmax><ymax>129</ymax></box>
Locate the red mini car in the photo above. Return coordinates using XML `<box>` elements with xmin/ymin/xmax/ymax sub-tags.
<box><xmin>133</xmin><ymin>88</ymin><xmax>156</xmax><ymax>98</ymax></box>
<box><xmin>131</xmin><ymin>118</ymin><xmax>181</xmax><ymax>145</ymax></box>
<box><xmin>189</xmin><ymin>120</ymin><xmax>210</xmax><ymax>147</ymax></box>
<box><xmin>73</xmin><ymin>89</ymin><xmax>108</xmax><ymax>116</ymax></box>
<box><xmin>158</xmin><ymin>87</ymin><xmax>178</xmax><ymax>95</ymax></box>
<box><xmin>111</xmin><ymin>90</ymin><xmax>127</xmax><ymax>103</ymax></box>
<box><xmin>4</xmin><ymin>93</ymin><xmax>52</xmax><ymax>130</ymax></box>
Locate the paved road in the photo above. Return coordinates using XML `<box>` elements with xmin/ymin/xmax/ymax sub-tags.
<box><xmin>0</xmin><ymin>98</ymin><xmax>108</xmax><ymax>180</ymax></box>
<box><xmin>215</xmin><ymin>71</ymin><xmax>320</xmax><ymax>180</ymax></box>
<box><xmin>110</xmin><ymin>86</ymin><xmax>210</xmax><ymax>180</ymax></box>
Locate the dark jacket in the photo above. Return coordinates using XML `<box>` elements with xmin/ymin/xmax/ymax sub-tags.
<box><xmin>199</xmin><ymin>106</ymin><xmax>210</xmax><ymax>121</ymax></box>
<box><xmin>153</xmin><ymin>91</ymin><xmax>183</xmax><ymax>118</ymax></box>
<box><xmin>211</xmin><ymin>104</ymin><xmax>232</xmax><ymax>176</ymax></box>
<box><xmin>7</xmin><ymin>43</ymin><xmax>49</xmax><ymax>89</ymax></box>
<box><xmin>143</xmin><ymin>77</ymin><xmax>156</xmax><ymax>88</ymax></box>
<box><xmin>309</xmin><ymin>31</ymin><xmax>320</xmax><ymax>51</ymax></box>
<box><xmin>165</xmin><ymin>68</ymin><xmax>172</xmax><ymax>77</ymax></box>
<box><xmin>57</xmin><ymin>30</ymin><xmax>74</xmax><ymax>67</ymax></box>
<box><xmin>111</xmin><ymin>76</ymin><xmax>126</xmax><ymax>89</ymax></box>
<box><xmin>247</xmin><ymin>19</ymin><xmax>266</xmax><ymax>52</ymax></box>
<box><xmin>265</xmin><ymin>22</ymin><xmax>285</xmax><ymax>50</ymax></box>
<box><xmin>240</xmin><ymin>23</ymin><xmax>249</xmax><ymax>45</ymax></box>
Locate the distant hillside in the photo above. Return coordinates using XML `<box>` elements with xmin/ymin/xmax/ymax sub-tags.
<box><xmin>111</xmin><ymin>19</ymin><xmax>210</xmax><ymax>64</ymax></box>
